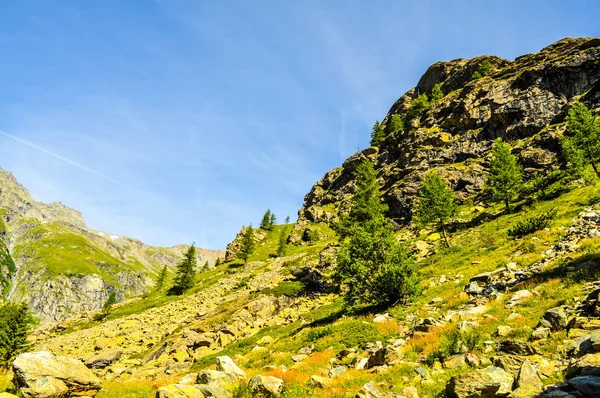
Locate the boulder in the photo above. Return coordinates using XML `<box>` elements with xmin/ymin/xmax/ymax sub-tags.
<box><xmin>506</xmin><ymin>290</ymin><xmax>532</xmax><ymax>307</ymax></box>
<box><xmin>567</xmin><ymin>352</ymin><xmax>600</xmax><ymax>378</ymax></box>
<box><xmin>84</xmin><ymin>348</ymin><xmax>123</xmax><ymax>369</ymax></box>
<box><xmin>514</xmin><ymin>359</ymin><xmax>543</xmax><ymax>393</ymax></box>
<box><xmin>446</xmin><ymin>366</ymin><xmax>513</xmax><ymax>398</ymax></box>
<box><xmin>216</xmin><ymin>356</ymin><xmax>246</xmax><ymax>380</ymax></box>
<box><xmin>328</xmin><ymin>366</ymin><xmax>347</xmax><ymax>378</ymax></box>
<box><xmin>248</xmin><ymin>375</ymin><xmax>284</xmax><ymax>397</ymax></box>
<box><xmin>539</xmin><ymin>307</ymin><xmax>570</xmax><ymax>331</ymax></box>
<box><xmin>365</xmin><ymin>348</ymin><xmax>386</xmax><ymax>369</ymax></box>
<box><xmin>567</xmin><ymin>376</ymin><xmax>600</xmax><ymax>396</ymax></box>
<box><xmin>13</xmin><ymin>351</ymin><xmax>102</xmax><ymax>398</ymax></box>
<box><xmin>197</xmin><ymin>370</ymin><xmax>237</xmax><ymax>389</ymax></box>
<box><xmin>155</xmin><ymin>384</ymin><xmax>230</xmax><ymax>398</ymax></box>
<box><xmin>309</xmin><ymin>375</ymin><xmax>332</xmax><ymax>388</ymax></box>
<box><xmin>498</xmin><ymin>340</ymin><xmax>537</xmax><ymax>356</ymax></box>
<box><xmin>355</xmin><ymin>382</ymin><xmax>383</xmax><ymax>398</ymax></box>
<box><xmin>491</xmin><ymin>356</ymin><xmax>524</xmax><ymax>375</ymax></box>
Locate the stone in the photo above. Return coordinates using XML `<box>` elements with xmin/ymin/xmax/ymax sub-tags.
<box><xmin>566</xmin><ymin>352</ymin><xmax>600</xmax><ymax>378</ymax></box>
<box><xmin>373</xmin><ymin>314</ymin><xmax>390</xmax><ymax>323</ymax></box>
<box><xmin>446</xmin><ymin>366</ymin><xmax>512</xmax><ymax>398</ymax></box>
<box><xmin>248</xmin><ymin>375</ymin><xmax>284</xmax><ymax>398</ymax></box>
<box><xmin>539</xmin><ymin>307</ymin><xmax>569</xmax><ymax>331</ymax></box>
<box><xmin>498</xmin><ymin>340</ymin><xmax>537</xmax><ymax>356</ymax></box>
<box><xmin>506</xmin><ymin>290</ymin><xmax>532</xmax><ymax>307</ymax></box>
<box><xmin>514</xmin><ymin>359</ymin><xmax>543</xmax><ymax>393</ymax></box>
<box><xmin>197</xmin><ymin>370</ymin><xmax>237</xmax><ymax>389</ymax></box>
<box><xmin>355</xmin><ymin>382</ymin><xmax>382</xmax><ymax>398</ymax></box>
<box><xmin>309</xmin><ymin>375</ymin><xmax>332</xmax><ymax>388</ymax></box>
<box><xmin>567</xmin><ymin>376</ymin><xmax>600</xmax><ymax>396</ymax></box>
<box><xmin>366</xmin><ymin>348</ymin><xmax>386</xmax><ymax>369</ymax></box>
<box><xmin>194</xmin><ymin>385</ymin><xmax>230</xmax><ymax>398</ymax></box>
<box><xmin>13</xmin><ymin>351</ymin><xmax>102</xmax><ymax>398</ymax></box>
<box><xmin>177</xmin><ymin>373</ymin><xmax>198</xmax><ymax>386</ymax></box>
<box><xmin>355</xmin><ymin>358</ymin><xmax>369</xmax><ymax>370</ymax></box>
<box><xmin>216</xmin><ymin>356</ymin><xmax>246</xmax><ymax>380</ymax></box>
<box><xmin>444</xmin><ymin>355</ymin><xmax>466</xmax><ymax>369</ymax></box>
<box><xmin>84</xmin><ymin>348</ymin><xmax>122</xmax><ymax>369</ymax></box>
<box><xmin>0</xmin><ymin>394</ymin><xmax>19</xmax><ymax>398</ymax></box>
<box><xmin>506</xmin><ymin>262</ymin><xmax>518</xmax><ymax>271</ymax></box>
<box><xmin>491</xmin><ymin>355</ymin><xmax>524</xmax><ymax>375</ymax></box>
<box><xmin>156</xmin><ymin>384</ymin><xmax>204</xmax><ymax>398</ymax></box>
<box><xmin>401</xmin><ymin>386</ymin><xmax>419</xmax><ymax>398</ymax></box>
<box><xmin>465</xmin><ymin>281</ymin><xmax>483</xmax><ymax>295</ymax></box>
<box><xmin>532</xmin><ymin>327</ymin><xmax>550</xmax><ymax>340</ymax></box>
<box><xmin>328</xmin><ymin>366</ymin><xmax>347</xmax><ymax>378</ymax></box>
<box><xmin>497</xmin><ymin>326</ymin><xmax>512</xmax><ymax>337</ymax></box>
<box><xmin>590</xmin><ymin>329</ymin><xmax>600</xmax><ymax>351</ymax></box>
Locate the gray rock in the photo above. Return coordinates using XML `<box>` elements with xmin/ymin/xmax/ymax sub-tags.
<box><xmin>84</xmin><ymin>348</ymin><xmax>123</xmax><ymax>369</ymax></box>
<box><xmin>197</xmin><ymin>370</ymin><xmax>237</xmax><ymax>390</ymax></box>
<box><xmin>514</xmin><ymin>359</ymin><xmax>543</xmax><ymax>393</ymax></box>
<box><xmin>328</xmin><ymin>366</ymin><xmax>348</xmax><ymax>378</ymax></box>
<box><xmin>13</xmin><ymin>351</ymin><xmax>103</xmax><ymax>398</ymax></box>
<box><xmin>498</xmin><ymin>340</ymin><xmax>537</xmax><ymax>356</ymax></box>
<box><xmin>355</xmin><ymin>382</ymin><xmax>383</xmax><ymax>398</ymax></box>
<box><xmin>248</xmin><ymin>375</ymin><xmax>284</xmax><ymax>397</ymax></box>
<box><xmin>539</xmin><ymin>307</ymin><xmax>570</xmax><ymax>331</ymax></box>
<box><xmin>567</xmin><ymin>376</ymin><xmax>600</xmax><ymax>396</ymax></box>
<box><xmin>446</xmin><ymin>366</ymin><xmax>512</xmax><ymax>398</ymax></box>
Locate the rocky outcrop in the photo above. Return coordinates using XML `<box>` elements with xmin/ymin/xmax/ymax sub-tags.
<box><xmin>12</xmin><ymin>351</ymin><xmax>102</xmax><ymax>397</ymax></box>
<box><xmin>225</xmin><ymin>226</ymin><xmax>267</xmax><ymax>262</ymax></box>
<box><xmin>297</xmin><ymin>37</ymin><xmax>600</xmax><ymax>229</ymax></box>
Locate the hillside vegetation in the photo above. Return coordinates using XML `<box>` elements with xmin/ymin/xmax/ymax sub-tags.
<box><xmin>3</xmin><ymin>37</ymin><xmax>600</xmax><ymax>398</ymax></box>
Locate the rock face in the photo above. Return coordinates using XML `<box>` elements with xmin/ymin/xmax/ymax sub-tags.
<box><xmin>12</xmin><ymin>351</ymin><xmax>103</xmax><ymax>397</ymax></box>
<box><xmin>446</xmin><ymin>366</ymin><xmax>513</xmax><ymax>398</ymax></box>
<box><xmin>0</xmin><ymin>167</ymin><xmax>223</xmax><ymax>322</ymax></box>
<box><xmin>296</xmin><ymin>37</ymin><xmax>600</xmax><ymax>230</ymax></box>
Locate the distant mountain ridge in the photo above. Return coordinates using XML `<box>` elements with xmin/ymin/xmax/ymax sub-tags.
<box><xmin>0</xmin><ymin>167</ymin><xmax>223</xmax><ymax>322</ymax></box>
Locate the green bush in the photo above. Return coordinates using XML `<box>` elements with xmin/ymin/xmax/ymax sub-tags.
<box><xmin>461</xmin><ymin>328</ymin><xmax>484</xmax><ymax>352</ymax></box>
<box><xmin>304</xmin><ymin>319</ymin><xmax>383</xmax><ymax>349</ymax></box>
<box><xmin>426</xmin><ymin>327</ymin><xmax>460</xmax><ymax>365</ymax></box>
<box><xmin>0</xmin><ymin>303</ymin><xmax>36</xmax><ymax>367</ymax></box>
<box><xmin>306</xmin><ymin>326</ymin><xmax>333</xmax><ymax>342</ymax></box>
<box><xmin>508</xmin><ymin>209</ymin><xmax>557</xmax><ymax>238</ymax></box>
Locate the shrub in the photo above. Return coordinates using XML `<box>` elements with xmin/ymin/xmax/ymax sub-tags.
<box><xmin>405</xmin><ymin>94</ymin><xmax>430</xmax><ymax>123</ymax></box>
<box><xmin>472</xmin><ymin>59</ymin><xmax>493</xmax><ymax>79</ymax></box>
<box><xmin>0</xmin><ymin>303</ymin><xmax>35</xmax><ymax>367</ymax></box>
<box><xmin>461</xmin><ymin>328</ymin><xmax>484</xmax><ymax>352</ymax></box>
<box><xmin>508</xmin><ymin>208</ymin><xmax>557</xmax><ymax>238</ymax></box>
<box><xmin>306</xmin><ymin>326</ymin><xmax>333</xmax><ymax>342</ymax></box>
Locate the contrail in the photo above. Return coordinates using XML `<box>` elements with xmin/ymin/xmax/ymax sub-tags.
<box><xmin>0</xmin><ymin>131</ymin><xmax>121</xmax><ymax>184</ymax></box>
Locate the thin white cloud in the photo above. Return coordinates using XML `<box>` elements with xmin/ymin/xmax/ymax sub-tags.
<box><xmin>0</xmin><ymin>131</ymin><xmax>121</xmax><ymax>184</ymax></box>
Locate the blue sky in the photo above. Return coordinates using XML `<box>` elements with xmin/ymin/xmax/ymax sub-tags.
<box><xmin>0</xmin><ymin>1</ymin><xmax>598</xmax><ymax>249</ymax></box>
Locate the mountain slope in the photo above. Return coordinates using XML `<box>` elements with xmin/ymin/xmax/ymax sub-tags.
<box><xmin>296</xmin><ymin>37</ymin><xmax>600</xmax><ymax>231</ymax></box>
<box><xmin>0</xmin><ymin>168</ymin><xmax>223</xmax><ymax>322</ymax></box>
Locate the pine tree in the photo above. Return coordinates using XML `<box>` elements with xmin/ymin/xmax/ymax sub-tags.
<box><xmin>170</xmin><ymin>244</ymin><xmax>197</xmax><ymax>295</ymax></box>
<box><xmin>333</xmin><ymin>160</ymin><xmax>418</xmax><ymax>306</ymax></box>
<box><xmin>260</xmin><ymin>210</ymin><xmax>272</xmax><ymax>230</ymax></box>
<box><xmin>390</xmin><ymin>114</ymin><xmax>404</xmax><ymax>132</ymax></box>
<box><xmin>0</xmin><ymin>302</ymin><xmax>35</xmax><ymax>367</ymax></box>
<box><xmin>276</xmin><ymin>227</ymin><xmax>287</xmax><ymax>257</ymax></box>
<box><xmin>485</xmin><ymin>138</ymin><xmax>523</xmax><ymax>211</ymax></box>
<box><xmin>405</xmin><ymin>94</ymin><xmax>430</xmax><ymax>124</ymax></box>
<box><xmin>203</xmin><ymin>260</ymin><xmax>210</xmax><ymax>272</ymax></box>
<box><xmin>238</xmin><ymin>225</ymin><xmax>255</xmax><ymax>265</ymax></box>
<box><xmin>215</xmin><ymin>257</ymin><xmax>221</xmax><ymax>267</ymax></box>
<box><xmin>417</xmin><ymin>171</ymin><xmax>458</xmax><ymax>247</ymax></box>
<box><xmin>430</xmin><ymin>83</ymin><xmax>444</xmax><ymax>102</ymax></box>
<box><xmin>102</xmin><ymin>291</ymin><xmax>117</xmax><ymax>316</ymax></box>
<box><xmin>370</xmin><ymin>120</ymin><xmax>386</xmax><ymax>147</ymax></box>
<box><xmin>285</xmin><ymin>216</ymin><xmax>290</xmax><ymax>224</ymax></box>
<box><xmin>562</xmin><ymin>102</ymin><xmax>600</xmax><ymax>177</ymax></box>
<box><xmin>155</xmin><ymin>265</ymin><xmax>168</xmax><ymax>291</ymax></box>
<box><xmin>269</xmin><ymin>212</ymin><xmax>277</xmax><ymax>228</ymax></box>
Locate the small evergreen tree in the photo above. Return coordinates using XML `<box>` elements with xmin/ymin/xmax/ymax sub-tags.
<box><xmin>405</xmin><ymin>94</ymin><xmax>430</xmax><ymax>124</ymax></box>
<box><xmin>333</xmin><ymin>160</ymin><xmax>418</xmax><ymax>307</ymax></box>
<box><xmin>102</xmin><ymin>291</ymin><xmax>117</xmax><ymax>316</ymax></box>
<box><xmin>430</xmin><ymin>83</ymin><xmax>444</xmax><ymax>102</ymax></box>
<box><xmin>485</xmin><ymin>138</ymin><xmax>523</xmax><ymax>211</ymax></box>
<box><xmin>390</xmin><ymin>114</ymin><xmax>404</xmax><ymax>132</ymax></box>
<box><xmin>285</xmin><ymin>216</ymin><xmax>290</xmax><ymax>224</ymax></box>
<box><xmin>155</xmin><ymin>265</ymin><xmax>168</xmax><ymax>291</ymax></box>
<box><xmin>238</xmin><ymin>225</ymin><xmax>255</xmax><ymax>265</ymax></box>
<box><xmin>170</xmin><ymin>244</ymin><xmax>197</xmax><ymax>295</ymax></box>
<box><xmin>0</xmin><ymin>303</ymin><xmax>35</xmax><ymax>367</ymax></box>
<box><xmin>269</xmin><ymin>212</ymin><xmax>277</xmax><ymax>228</ymax></box>
<box><xmin>417</xmin><ymin>171</ymin><xmax>458</xmax><ymax>247</ymax></box>
<box><xmin>562</xmin><ymin>102</ymin><xmax>600</xmax><ymax>178</ymax></box>
<box><xmin>276</xmin><ymin>227</ymin><xmax>288</xmax><ymax>257</ymax></box>
<box><xmin>370</xmin><ymin>120</ymin><xmax>386</xmax><ymax>147</ymax></box>
<box><xmin>472</xmin><ymin>59</ymin><xmax>493</xmax><ymax>79</ymax></box>
<box><xmin>260</xmin><ymin>210</ymin><xmax>273</xmax><ymax>230</ymax></box>
<box><xmin>203</xmin><ymin>260</ymin><xmax>210</xmax><ymax>272</ymax></box>
<box><xmin>215</xmin><ymin>257</ymin><xmax>221</xmax><ymax>267</ymax></box>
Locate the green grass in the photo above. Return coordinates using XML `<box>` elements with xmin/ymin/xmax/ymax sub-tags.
<box><xmin>262</xmin><ymin>281</ymin><xmax>305</xmax><ymax>297</ymax></box>
<box><xmin>12</xmin><ymin>221</ymin><xmax>143</xmax><ymax>283</ymax></box>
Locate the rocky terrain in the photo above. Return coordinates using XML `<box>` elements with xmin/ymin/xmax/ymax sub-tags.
<box><xmin>3</xmin><ymin>37</ymin><xmax>600</xmax><ymax>398</ymax></box>
<box><xmin>0</xmin><ymin>168</ymin><xmax>223</xmax><ymax>322</ymax></box>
